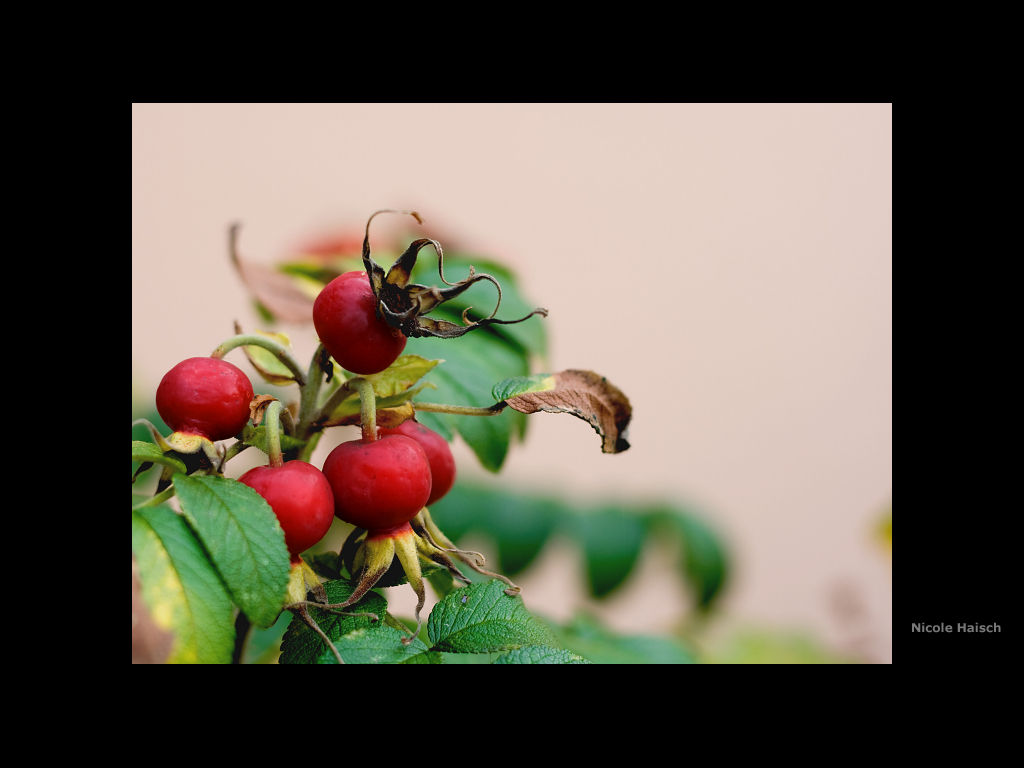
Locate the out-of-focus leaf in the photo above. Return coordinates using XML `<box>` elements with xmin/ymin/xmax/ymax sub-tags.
<box><xmin>231</xmin><ymin>227</ymin><xmax>317</xmax><ymax>323</ymax></box>
<box><xmin>405</xmin><ymin>315</ymin><xmax>529</xmax><ymax>471</ymax></box>
<box><xmin>705</xmin><ymin>628</ymin><xmax>857</xmax><ymax>664</ymax></box>
<box><xmin>132</xmin><ymin>504</ymin><xmax>235</xmax><ymax>664</ymax></box>
<box><xmin>572</xmin><ymin>506</ymin><xmax>645</xmax><ymax>598</ymax></box>
<box><xmin>172</xmin><ymin>474</ymin><xmax>291</xmax><ymax>627</ymax></box>
<box><xmin>408</xmin><ymin>255</ymin><xmax>548</xmax><ymax>359</ymax></box>
<box><xmin>552</xmin><ymin>613</ymin><xmax>697</xmax><ymax>665</ymax></box>
<box><xmin>660</xmin><ymin>508</ymin><xmax>729</xmax><ymax>611</ymax></box>
<box><xmin>502</xmin><ymin>370</ymin><xmax>632</xmax><ymax>454</ymax></box>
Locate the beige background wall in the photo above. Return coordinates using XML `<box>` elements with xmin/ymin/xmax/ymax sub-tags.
<box><xmin>132</xmin><ymin>104</ymin><xmax>892</xmax><ymax>661</ymax></box>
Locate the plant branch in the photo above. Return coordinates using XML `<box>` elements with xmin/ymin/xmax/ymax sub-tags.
<box><xmin>352</xmin><ymin>378</ymin><xmax>377</xmax><ymax>441</ymax></box>
<box><xmin>132</xmin><ymin>486</ymin><xmax>176</xmax><ymax>510</ymax></box>
<box><xmin>412</xmin><ymin>401</ymin><xmax>506</xmax><ymax>417</ymax></box>
<box><xmin>296</xmin><ymin>344</ymin><xmax>327</xmax><ymax>440</ymax></box>
<box><xmin>265</xmin><ymin>401</ymin><xmax>285</xmax><ymax>468</ymax></box>
<box><xmin>210</xmin><ymin>334</ymin><xmax>307</xmax><ymax>386</ymax></box>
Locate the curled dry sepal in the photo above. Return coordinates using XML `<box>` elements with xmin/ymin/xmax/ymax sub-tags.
<box><xmin>493</xmin><ymin>370</ymin><xmax>632</xmax><ymax>454</ymax></box>
<box><xmin>361</xmin><ymin>210</ymin><xmax>548</xmax><ymax>339</ymax></box>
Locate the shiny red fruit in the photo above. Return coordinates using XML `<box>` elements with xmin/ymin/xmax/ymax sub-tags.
<box><xmin>156</xmin><ymin>357</ymin><xmax>254</xmax><ymax>441</ymax></box>
<box><xmin>312</xmin><ymin>271</ymin><xmax>407</xmax><ymax>375</ymax></box>
<box><xmin>378</xmin><ymin>420</ymin><xmax>456</xmax><ymax>506</ymax></box>
<box><xmin>321</xmin><ymin>435</ymin><xmax>432</xmax><ymax>529</ymax></box>
<box><xmin>237</xmin><ymin>461</ymin><xmax>335</xmax><ymax>561</ymax></box>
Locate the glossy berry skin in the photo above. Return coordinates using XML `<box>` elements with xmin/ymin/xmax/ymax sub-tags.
<box><xmin>378</xmin><ymin>420</ymin><xmax>456</xmax><ymax>506</ymax></box>
<box><xmin>313</xmin><ymin>271</ymin><xmax>407</xmax><ymax>375</ymax></box>
<box><xmin>321</xmin><ymin>435</ymin><xmax>432</xmax><ymax>529</ymax></box>
<box><xmin>156</xmin><ymin>357</ymin><xmax>254</xmax><ymax>441</ymax></box>
<box><xmin>238</xmin><ymin>461</ymin><xmax>336</xmax><ymax>561</ymax></box>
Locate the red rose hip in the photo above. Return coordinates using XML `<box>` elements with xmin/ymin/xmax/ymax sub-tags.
<box><xmin>313</xmin><ymin>271</ymin><xmax>407</xmax><ymax>375</ymax></box>
<box><xmin>321</xmin><ymin>434</ymin><xmax>432</xmax><ymax>529</ymax></box>
<box><xmin>237</xmin><ymin>461</ymin><xmax>335</xmax><ymax>561</ymax></box>
<box><xmin>378</xmin><ymin>420</ymin><xmax>456</xmax><ymax>506</ymax></box>
<box><xmin>156</xmin><ymin>357</ymin><xmax>254</xmax><ymax>441</ymax></box>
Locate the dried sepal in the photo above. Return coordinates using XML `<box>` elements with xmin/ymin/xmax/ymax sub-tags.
<box><xmin>248</xmin><ymin>394</ymin><xmax>279</xmax><ymax>428</ymax></box>
<box><xmin>361</xmin><ymin>210</ymin><xmax>548</xmax><ymax>339</ymax></box>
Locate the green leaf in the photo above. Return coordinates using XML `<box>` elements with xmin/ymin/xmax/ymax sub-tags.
<box><xmin>408</xmin><ymin>255</ymin><xmax>548</xmax><ymax>359</ymax></box>
<box><xmin>132</xmin><ymin>505</ymin><xmax>235</xmax><ymax>664</ymax></box>
<box><xmin>492</xmin><ymin>645</ymin><xmax>592</xmax><ymax>664</ymax></box>
<box><xmin>492</xmin><ymin>373</ymin><xmax>556</xmax><ymax>402</ymax></box>
<box><xmin>553</xmin><ymin>613</ymin><xmax>697</xmax><ymax>664</ymax></box>
<box><xmin>405</xmin><ymin>315</ymin><xmax>529</xmax><ymax>471</ymax></box>
<box><xmin>651</xmin><ymin>507</ymin><xmax>729</xmax><ymax>611</ymax></box>
<box><xmin>303</xmin><ymin>551</ymin><xmax>342</xmax><ymax>581</ymax></box>
<box><xmin>360</xmin><ymin>354</ymin><xmax>442</xmax><ymax>397</ymax></box>
<box><xmin>573</xmin><ymin>507</ymin><xmax>646</xmax><ymax>598</ymax></box>
<box><xmin>172</xmin><ymin>474</ymin><xmax>291</xmax><ymax>627</ymax></box>
<box><xmin>241</xmin><ymin>330</ymin><xmax>300</xmax><ymax>385</ymax></box>
<box><xmin>279</xmin><ymin>579</ymin><xmax>431</xmax><ymax>664</ymax></box>
<box><xmin>131</xmin><ymin>441</ymin><xmax>187</xmax><ymax>474</ymax></box>
<box><xmin>427</xmin><ymin>580</ymin><xmax>556</xmax><ymax>653</ymax></box>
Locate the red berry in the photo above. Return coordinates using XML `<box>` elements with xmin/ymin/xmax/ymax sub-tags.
<box><xmin>321</xmin><ymin>435</ymin><xmax>432</xmax><ymax>529</ymax></box>
<box><xmin>238</xmin><ymin>461</ymin><xmax>335</xmax><ymax>561</ymax></box>
<box><xmin>378</xmin><ymin>420</ymin><xmax>456</xmax><ymax>506</ymax></box>
<box><xmin>312</xmin><ymin>271</ymin><xmax>407</xmax><ymax>375</ymax></box>
<box><xmin>156</xmin><ymin>357</ymin><xmax>254</xmax><ymax>441</ymax></box>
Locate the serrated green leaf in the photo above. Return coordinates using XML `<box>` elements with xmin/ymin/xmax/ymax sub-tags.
<box><xmin>279</xmin><ymin>579</ymin><xmax>430</xmax><ymax>664</ymax></box>
<box><xmin>132</xmin><ymin>506</ymin><xmax>235</xmax><ymax>664</ymax></box>
<box><xmin>491</xmin><ymin>373</ymin><xmax>556</xmax><ymax>402</ymax></box>
<box><xmin>492</xmin><ymin>645</ymin><xmax>592</xmax><ymax>664</ymax></box>
<box><xmin>400</xmin><ymin>650</ymin><xmax>445</xmax><ymax>664</ymax></box>
<box><xmin>172</xmin><ymin>474</ymin><xmax>290</xmax><ymax>628</ymax></box>
<box><xmin>405</xmin><ymin>316</ymin><xmax>529</xmax><ymax>471</ymax></box>
<box><xmin>573</xmin><ymin>507</ymin><xmax>645</xmax><ymax>598</ymax></box>
<box><xmin>131</xmin><ymin>441</ymin><xmax>187</xmax><ymax>474</ymax></box>
<box><xmin>363</xmin><ymin>355</ymin><xmax>441</xmax><ymax>397</ymax></box>
<box><xmin>427</xmin><ymin>580</ymin><xmax>556</xmax><ymax>653</ymax></box>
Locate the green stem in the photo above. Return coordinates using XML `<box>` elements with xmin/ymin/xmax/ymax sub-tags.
<box><xmin>132</xmin><ymin>486</ymin><xmax>176</xmax><ymax>510</ymax></box>
<box><xmin>265</xmin><ymin>401</ymin><xmax>285</xmax><ymax>467</ymax></box>
<box><xmin>210</xmin><ymin>334</ymin><xmax>307</xmax><ymax>386</ymax></box>
<box><xmin>412</xmin><ymin>401</ymin><xmax>506</xmax><ymax>417</ymax></box>
<box><xmin>352</xmin><ymin>378</ymin><xmax>377</xmax><ymax>441</ymax></box>
<box><xmin>316</xmin><ymin>379</ymin><xmax>355</xmax><ymax>425</ymax></box>
<box><xmin>296</xmin><ymin>344</ymin><xmax>327</xmax><ymax>440</ymax></box>
<box><xmin>223</xmin><ymin>441</ymin><xmax>251</xmax><ymax>464</ymax></box>
<box><xmin>298</xmin><ymin>431</ymin><xmax>322</xmax><ymax>463</ymax></box>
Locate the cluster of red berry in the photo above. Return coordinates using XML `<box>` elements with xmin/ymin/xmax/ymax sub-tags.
<box><xmin>155</xmin><ymin>270</ymin><xmax>456</xmax><ymax>566</ymax></box>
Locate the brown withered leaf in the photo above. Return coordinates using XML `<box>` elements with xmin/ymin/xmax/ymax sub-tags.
<box><xmin>230</xmin><ymin>224</ymin><xmax>317</xmax><ymax>323</ymax></box>
<box><xmin>249</xmin><ymin>394</ymin><xmax>279</xmax><ymax>427</ymax></box>
<box><xmin>502</xmin><ymin>370</ymin><xmax>631</xmax><ymax>453</ymax></box>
